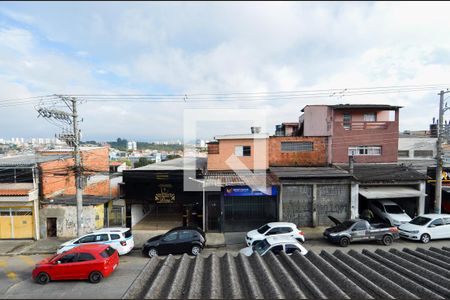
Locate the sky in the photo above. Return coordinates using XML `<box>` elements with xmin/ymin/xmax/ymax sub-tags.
<box><xmin>1</xmin><ymin>1</ymin><xmax>450</xmax><ymax>142</ymax></box>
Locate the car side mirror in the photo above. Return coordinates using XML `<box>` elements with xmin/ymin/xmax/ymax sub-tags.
<box><xmin>429</xmin><ymin>224</ymin><xmax>436</xmax><ymax>228</ymax></box>
<box><xmin>55</xmin><ymin>261</ymin><xmax>61</xmax><ymax>265</ymax></box>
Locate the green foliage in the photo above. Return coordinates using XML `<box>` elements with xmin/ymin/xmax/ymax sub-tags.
<box><xmin>134</xmin><ymin>157</ymin><xmax>153</xmax><ymax>168</ymax></box>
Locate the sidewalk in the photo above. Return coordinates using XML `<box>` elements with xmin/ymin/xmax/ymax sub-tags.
<box><xmin>0</xmin><ymin>227</ymin><xmax>327</xmax><ymax>255</ymax></box>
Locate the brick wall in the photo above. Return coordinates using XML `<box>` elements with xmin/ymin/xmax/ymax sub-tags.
<box><xmin>269</xmin><ymin>136</ymin><xmax>327</xmax><ymax>167</ymax></box>
<box><xmin>40</xmin><ymin>147</ymin><xmax>111</xmax><ymax>198</ymax></box>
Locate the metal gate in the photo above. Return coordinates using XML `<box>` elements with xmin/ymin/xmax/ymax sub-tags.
<box><xmin>317</xmin><ymin>185</ymin><xmax>350</xmax><ymax>226</ymax></box>
<box><xmin>0</xmin><ymin>208</ymin><xmax>33</xmax><ymax>239</ymax></box>
<box><xmin>223</xmin><ymin>196</ymin><xmax>277</xmax><ymax>231</ymax></box>
<box><xmin>282</xmin><ymin>185</ymin><xmax>313</xmax><ymax>227</ymax></box>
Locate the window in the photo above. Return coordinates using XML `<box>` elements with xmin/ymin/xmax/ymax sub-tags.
<box><xmin>179</xmin><ymin>230</ymin><xmax>194</xmax><ymax>240</ymax></box>
<box><xmin>124</xmin><ymin>230</ymin><xmax>132</xmax><ymax>239</ymax></box>
<box><xmin>267</xmin><ymin>228</ymin><xmax>281</xmax><ymax>235</ymax></box>
<box><xmin>60</xmin><ymin>253</ymin><xmax>77</xmax><ymax>264</ymax></box>
<box><xmin>285</xmin><ymin>244</ymin><xmax>300</xmax><ymax>254</ymax></box>
<box><xmin>353</xmin><ymin>222</ymin><xmax>367</xmax><ymax>231</ymax></box>
<box><xmin>281</xmin><ymin>142</ymin><xmax>313</xmax><ymax>152</ymax></box>
<box><xmin>363</xmin><ymin>113</ymin><xmax>376</xmax><ymax>122</ymax></box>
<box><xmin>413</xmin><ymin>150</ymin><xmax>433</xmax><ymax>158</ymax></box>
<box><xmin>398</xmin><ymin>150</ymin><xmax>409</xmax><ymax>158</ymax></box>
<box><xmin>348</xmin><ymin>146</ymin><xmax>382</xmax><ymax>156</ymax></box>
<box><xmin>257</xmin><ymin>224</ymin><xmax>271</xmax><ymax>234</ymax></box>
<box><xmin>100</xmin><ymin>246</ymin><xmax>116</xmax><ymax>258</ymax></box>
<box><xmin>279</xmin><ymin>227</ymin><xmax>293</xmax><ymax>234</ymax></box>
<box><xmin>444</xmin><ymin>218</ymin><xmax>450</xmax><ymax>225</ymax></box>
<box><xmin>162</xmin><ymin>231</ymin><xmax>178</xmax><ymax>242</ymax></box>
<box><xmin>95</xmin><ymin>234</ymin><xmax>109</xmax><ymax>242</ymax></box>
<box><xmin>430</xmin><ymin>218</ymin><xmax>444</xmax><ymax>227</ymax></box>
<box><xmin>79</xmin><ymin>235</ymin><xmax>96</xmax><ymax>244</ymax></box>
<box><xmin>235</xmin><ymin>146</ymin><xmax>251</xmax><ymax>157</ymax></box>
<box><xmin>343</xmin><ymin>113</ymin><xmax>352</xmax><ymax>129</ymax></box>
<box><xmin>77</xmin><ymin>253</ymin><xmax>95</xmax><ymax>262</ymax></box>
<box><xmin>270</xmin><ymin>245</ymin><xmax>283</xmax><ymax>255</ymax></box>
<box><xmin>110</xmin><ymin>234</ymin><xmax>121</xmax><ymax>240</ymax></box>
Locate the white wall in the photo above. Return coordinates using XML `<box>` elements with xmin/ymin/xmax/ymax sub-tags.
<box><xmin>398</xmin><ymin>137</ymin><xmax>436</xmax><ymax>159</ymax></box>
<box><xmin>131</xmin><ymin>204</ymin><xmax>147</xmax><ymax>227</ymax></box>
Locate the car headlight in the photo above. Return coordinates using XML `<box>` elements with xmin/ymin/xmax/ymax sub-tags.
<box><xmin>410</xmin><ymin>230</ymin><xmax>419</xmax><ymax>234</ymax></box>
<box><xmin>329</xmin><ymin>233</ymin><xmax>337</xmax><ymax>236</ymax></box>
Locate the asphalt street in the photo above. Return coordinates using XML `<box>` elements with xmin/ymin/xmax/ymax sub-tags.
<box><xmin>1</xmin><ymin>238</ymin><xmax>450</xmax><ymax>299</ymax></box>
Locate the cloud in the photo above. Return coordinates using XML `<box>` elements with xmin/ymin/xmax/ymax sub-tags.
<box><xmin>1</xmin><ymin>2</ymin><xmax>450</xmax><ymax>141</ymax></box>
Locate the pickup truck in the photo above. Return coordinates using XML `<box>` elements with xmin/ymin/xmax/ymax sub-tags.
<box><xmin>323</xmin><ymin>216</ymin><xmax>400</xmax><ymax>247</ymax></box>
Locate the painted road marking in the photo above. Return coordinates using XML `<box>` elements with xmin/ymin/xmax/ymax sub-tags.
<box><xmin>6</xmin><ymin>271</ymin><xmax>17</xmax><ymax>280</ymax></box>
<box><xmin>18</xmin><ymin>255</ymin><xmax>36</xmax><ymax>266</ymax></box>
<box><xmin>0</xmin><ymin>260</ymin><xmax>7</xmax><ymax>268</ymax></box>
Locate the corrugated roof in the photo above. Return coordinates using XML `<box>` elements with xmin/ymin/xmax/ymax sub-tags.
<box><xmin>123</xmin><ymin>247</ymin><xmax>450</xmax><ymax>299</ymax></box>
<box><xmin>204</xmin><ymin>171</ymin><xmax>279</xmax><ymax>187</ymax></box>
<box><xmin>271</xmin><ymin>167</ymin><xmax>353</xmax><ymax>179</ymax></box>
<box><xmin>0</xmin><ymin>154</ymin><xmax>70</xmax><ymax>166</ymax></box>
<box><xmin>341</xmin><ymin>164</ymin><xmax>428</xmax><ymax>182</ymax></box>
<box><xmin>130</xmin><ymin>157</ymin><xmax>206</xmax><ymax>171</ymax></box>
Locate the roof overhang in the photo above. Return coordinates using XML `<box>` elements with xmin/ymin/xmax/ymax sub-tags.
<box><xmin>359</xmin><ymin>186</ymin><xmax>426</xmax><ymax>199</ymax></box>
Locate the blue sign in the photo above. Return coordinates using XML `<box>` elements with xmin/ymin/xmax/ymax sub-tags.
<box><xmin>223</xmin><ymin>186</ymin><xmax>278</xmax><ymax>196</ymax></box>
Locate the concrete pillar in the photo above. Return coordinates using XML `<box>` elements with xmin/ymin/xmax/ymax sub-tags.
<box><xmin>418</xmin><ymin>182</ymin><xmax>426</xmax><ymax>215</ymax></box>
<box><xmin>278</xmin><ymin>185</ymin><xmax>283</xmax><ymax>221</ymax></box>
<box><xmin>350</xmin><ymin>182</ymin><xmax>359</xmax><ymax>219</ymax></box>
<box><xmin>312</xmin><ymin>184</ymin><xmax>317</xmax><ymax>227</ymax></box>
<box><xmin>34</xmin><ymin>199</ymin><xmax>40</xmax><ymax>240</ymax></box>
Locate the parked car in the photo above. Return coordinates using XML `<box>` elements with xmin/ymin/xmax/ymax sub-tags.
<box><xmin>142</xmin><ymin>226</ymin><xmax>206</xmax><ymax>258</ymax></box>
<box><xmin>323</xmin><ymin>216</ymin><xmax>400</xmax><ymax>247</ymax></box>
<box><xmin>57</xmin><ymin>227</ymin><xmax>134</xmax><ymax>255</ymax></box>
<box><xmin>240</xmin><ymin>236</ymin><xmax>308</xmax><ymax>256</ymax></box>
<box><xmin>245</xmin><ymin>222</ymin><xmax>305</xmax><ymax>246</ymax></box>
<box><xmin>399</xmin><ymin>214</ymin><xmax>450</xmax><ymax>243</ymax></box>
<box><xmin>33</xmin><ymin>244</ymin><xmax>119</xmax><ymax>285</ymax></box>
<box><xmin>368</xmin><ymin>199</ymin><xmax>412</xmax><ymax>226</ymax></box>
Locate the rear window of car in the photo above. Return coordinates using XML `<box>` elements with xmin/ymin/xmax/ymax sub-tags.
<box><xmin>110</xmin><ymin>234</ymin><xmax>121</xmax><ymax>240</ymax></box>
<box><xmin>124</xmin><ymin>230</ymin><xmax>132</xmax><ymax>239</ymax></box>
<box><xmin>100</xmin><ymin>246</ymin><xmax>116</xmax><ymax>258</ymax></box>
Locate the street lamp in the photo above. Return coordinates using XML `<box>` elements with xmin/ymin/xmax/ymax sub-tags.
<box><xmin>188</xmin><ymin>177</ymin><xmax>205</xmax><ymax>231</ymax></box>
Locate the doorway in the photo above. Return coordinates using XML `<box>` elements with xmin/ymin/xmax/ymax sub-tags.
<box><xmin>46</xmin><ymin>218</ymin><xmax>57</xmax><ymax>238</ymax></box>
<box><xmin>207</xmin><ymin>194</ymin><xmax>221</xmax><ymax>232</ymax></box>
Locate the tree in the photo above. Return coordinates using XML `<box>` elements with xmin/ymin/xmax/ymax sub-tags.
<box><xmin>134</xmin><ymin>157</ymin><xmax>153</xmax><ymax>168</ymax></box>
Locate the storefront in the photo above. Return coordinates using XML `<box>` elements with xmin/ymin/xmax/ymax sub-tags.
<box><xmin>123</xmin><ymin>158</ymin><xmax>206</xmax><ymax>230</ymax></box>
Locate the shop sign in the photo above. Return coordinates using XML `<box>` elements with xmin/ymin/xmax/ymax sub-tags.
<box><xmin>155</xmin><ymin>184</ymin><xmax>176</xmax><ymax>203</ymax></box>
<box><xmin>224</xmin><ymin>186</ymin><xmax>277</xmax><ymax>196</ymax></box>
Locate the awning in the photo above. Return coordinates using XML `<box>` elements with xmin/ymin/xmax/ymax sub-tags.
<box><xmin>359</xmin><ymin>186</ymin><xmax>426</xmax><ymax>199</ymax></box>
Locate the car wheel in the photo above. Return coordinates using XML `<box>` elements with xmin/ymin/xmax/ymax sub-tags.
<box><xmin>191</xmin><ymin>245</ymin><xmax>202</xmax><ymax>256</ymax></box>
<box><xmin>35</xmin><ymin>272</ymin><xmax>50</xmax><ymax>285</ymax></box>
<box><xmin>339</xmin><ymin>237</ymin><xmax>350</xmax><ymax>247</ymax></box>
<box><xmin>382</xmin><ymin>235</ymin><xmax>393</xmax><ymax>246</ymax></box>
<box><xmin>147</xmin><ymin>248</ymin><xmax>158</xmax><ymax>258</ymax></box>
<box><xmin>89</xmin><ymin>271</ymin><xmax>103</xmax><ymax>284</ymax></box>
<box><xmin>420</xmin><ymin>233</ymin><xmax>431</xmax><ymax>244</ymax></box>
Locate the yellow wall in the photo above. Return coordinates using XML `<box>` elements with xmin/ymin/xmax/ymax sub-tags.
<box><xmin>95</xmin><ymin>204</ymin><xmax>104</xmax><ymax>229</ymax></box>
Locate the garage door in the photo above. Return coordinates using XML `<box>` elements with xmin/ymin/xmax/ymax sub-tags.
<box><xmin>282</xmin><ymin>185</ymin><xmax>313</xmax><ymax>227</ymax></box>
<box><xmin>223</xmin><ymin>196</ymin><xmax>277</xmax><ymax>231</ymax></box>
<box><xmin>0</xmin><ymin>209</ymin><xmax>33</xmax><ymax>239</ymax></box>
<box><xmin>317</xmin><ymin>185</ymin><xmax>350</xmax><ymax>226</ymax></box>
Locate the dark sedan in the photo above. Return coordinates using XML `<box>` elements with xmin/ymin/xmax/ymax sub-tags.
<box><xmin>142</xmin><ymin>227</ymin><xmax>206</xmax><ymax>258</ymax></box>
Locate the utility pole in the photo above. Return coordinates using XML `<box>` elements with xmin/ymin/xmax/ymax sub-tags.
<box><xmin>435</xmin><ymin>89</ymin><xmax>450</xmax><ymax>214</ymax></box>
<box><xmin>37</xmin><ymin>95</ymin><xmax>84</xmax><ymax>236</ymax></box>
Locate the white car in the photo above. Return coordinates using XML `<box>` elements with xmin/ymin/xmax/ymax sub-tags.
<box><xmin>245</xmin><ymin>222</ymin><xmax>305</xmax><ymax>247</ymax></box>
<box><xmin>369</xmin><ymin>199</ymin><xmax>411</xmax><ymax>227</ymax></box>
<box><xmin>399</xmin><ymin>214</ymin><xmax>450</xmax><ymax>243</ymax></box>
<box><xmin>57</xmin><ymin>227</ymin><xmax>134</xmax><ymax>255</ymax></box>
<box><xmin>240</xmin><ymin>236</ymin><xmax>308</xmax><ymax>257</ymax></box>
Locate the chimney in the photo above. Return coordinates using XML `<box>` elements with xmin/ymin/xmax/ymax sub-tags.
<box><xmin>349</xmin><ymin>155</ymin><xmax>354</xmax><ymax>174</ymax></box>
<box><xmin>251</xmin><ymin>126</ymin><xmax>261</xmax><ymax>134</ymax></box>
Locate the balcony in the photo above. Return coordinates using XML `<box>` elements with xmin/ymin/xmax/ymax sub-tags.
<box><xmin>339</xmin><ymin>121</ymin><xmax>389</xmax><ymax>130</ymax></box>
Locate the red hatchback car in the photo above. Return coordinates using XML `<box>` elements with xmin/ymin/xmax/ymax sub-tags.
<box><xmin>32</xmin><ymin>244</ymin><xmax>119</xmax><ymax>284</ymax></box>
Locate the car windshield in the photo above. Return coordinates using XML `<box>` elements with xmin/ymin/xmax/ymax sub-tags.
<box><xmin>124</xmin><ymin>230</ymin><xmax>132</xmax><ymax>239</ymax></box>
<box><xmin>410</xmin><ymin>216</ymin><xmax>432</xmax><ymax>226</ymax></box>
<box><xmin>257</xmin><ymin>224</ymin><xmax>271</xmax><ymax>234</ymax></box>
<box><xmin>48</xmin><ymin>254</ymin><xmax>60</xmax><ymax>263</ymax></box>
<box><xmin>384</xmin><ymin>205</ymin><xmax>404</xmax><ymax>214</ymax></box>
<box><xmin>335</xmin><ymin>220</ymin><xmax>355</xmax><ymax>230</ymax></box>
<box><xmin>253</xmin><ymin>239</ymin><xmax>271</xmax><ymax>255</ymax></box>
